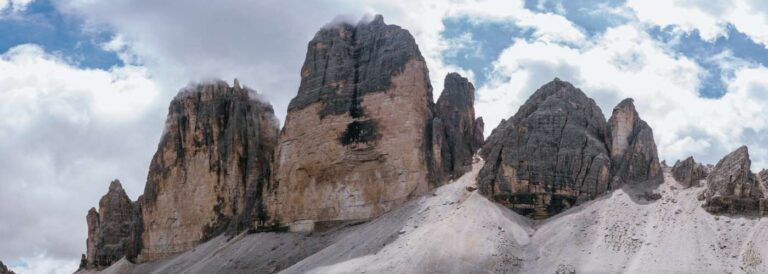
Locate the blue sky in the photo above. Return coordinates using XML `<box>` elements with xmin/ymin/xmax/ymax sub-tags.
<box><xmin>0</xmin><ymin>0</ymin><xmax>121</xmax><ymax>69</ymax></box>
<box><xmin>4</xmin><ymin>0</ymin><xmax>768</xmax><ymax>273</ymax></box>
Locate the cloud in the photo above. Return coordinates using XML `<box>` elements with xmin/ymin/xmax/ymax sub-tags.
<box><xmin>627</xmin><ymin>0</ymin><xmax>768</xmax><ymax>47</ymax></box>
<box><xmin>55</xmin><ymin>0</ymin><xmax>585</xmax><ymax>120</ymax></box>
<box><xmin>0</xmin><ymin>44</ymin><xmax>161</xmax><ymax>271</ymax></box>
<box><xmin>0</xmin><ymin>0</ymin><xmax>34</xmax><ymax>13</ymax></box>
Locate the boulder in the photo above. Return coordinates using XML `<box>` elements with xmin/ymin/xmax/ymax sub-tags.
<box><xmin>477</xmin><ymin>78</ymin><xmax>611</xmax><ymax>219</ymax></box>
<box><xmin>671</xmin><ymin>156</ymin><xmax>708</xmax><ymax>188</ymax></box>
<box><xmin>606</xmin><ymin>98</ymin><xmax>662</xmax><ymax>186</ymax></box>
<box><xmin>139</xmin><ymin>80</ymin><xmax>279</xmax><ymax>261</ymax></box>
<box><xmin>700</xmin><ymin>146</ymin><xmax>765</xmax><ymax>215</ymax></box>
<box><xmin>266</xmin><ymin>15</ymin><xmax>442</xmax><ymax>229</ymax></box>
<box><xmin>84</xmin><ymin>180</ymin><xmax>141</xmax><ymax>269</ymax></box>
<box><xmin>434</xmin><ymin>72</ymin><xmax>484</xmax><ymax>179</ymax></box>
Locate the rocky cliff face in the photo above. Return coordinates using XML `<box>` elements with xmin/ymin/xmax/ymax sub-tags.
<box><xmin>671</xmin><ymin>156</ymin><xmax>708</xmax><ymax>188</ymax></box>
<box><xmin>266</xmin><ymin>15</ymin><xmax>442</xmax><ymax>230</ymax></box>
<box><xmin>477</xmin><ymin>78</ymin><xmax>612</xmax><ymax>219</ymax></box>
<box><xmin>84</xmin><ymin>180</ymin><xmax>141</xmax><ymax>269</ymax></box>
<box><xmin>434</xmin><ymin>73</ymin><xmax>484</xmax><ymax>179</ymax></box>
<box><xmin>0</xmin><ymin>261</ymin><xmax>15</xmax><ymax>274</ymax></box>
<box><xmin>700</xmin><ymin>146</ymin><xmax>766</xmax><ymax>215</ymax></box>
<box><xmin>606</xmin><ymin>98</ymin><xmax>662</xmax><ymax>187</ymax></box>
<box><xmin>139</xmin><ymin>80</ymin><xmax>279</xmax><ymax>261</ymax></box>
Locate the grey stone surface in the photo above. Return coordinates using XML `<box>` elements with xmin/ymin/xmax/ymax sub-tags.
<box><xmin>606</xmin><ymin>98</ymin><xmax>663</xmax><ymax>187</ymax></box>
<box><xmin>84</xmin><ymin>180</ymin><xmax>142</xmax><ymax>269</ymax></box>
<box><xmin>267</xmin><ymin>14</ymin><xmax>446</xmax><ymax>229</ymax></box>
<box><xmin>701</xmin><ymin>146</ymin><xmax>765</xmax><ymax>215</ymax></box>
<box><xmin>434</xmin><ymin>72</ymin><xmax>483</xmax><ymax>179</ymax></box>
<box><xmin>288</xmin><ymin>14</ymin><xmax>428</xmax><ymax>117</ymax></box>
<box><xmin>0</xmin><ymin>260</ymin><xmax>15</xmax><ymax>274</ymax></box>
<box><xmin>671</xmin><ymin>156</ymin><xmax>708</xmax><ymax>188</ymax></box>
<box><xmin>139</xmin><ymin>80</ymin><xmax>279</xmax><ymax>261</ymax></box>
<box><xmin>477</xmin><ymin>78</ymin><xmax>611</xmax><ymax>219</ymax></box>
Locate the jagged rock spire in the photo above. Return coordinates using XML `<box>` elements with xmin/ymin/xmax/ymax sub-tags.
<box><xmin>606</xmin><ymin>98</ymin><xmax>662</xmax><ymax>187</ymax></box>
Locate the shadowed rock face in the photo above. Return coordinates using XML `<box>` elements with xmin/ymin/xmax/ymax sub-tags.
<box><xmin>606</xmin><ymin>98</ymin><xmax>662</xmax><ymax>187</ymax></box>
<box><xmin>267</xmin><ymin>15</ymin><xmax>442</xmax><ymax>229</ymax></box>
<box><xmin>139</xmin><ymin>81</ymin><xmax>279</xmax><ymax>261</ymax></box>
<box><xmin>0</xmin><ymin>260</ymin><xmax>16</xmax><ymax>274</ymax></box>
<box><xmin>434</xmin><ymin>73</ymin><xmax>484</xmax><ymax>179</ymax></box>
<box><xmin>287</xmin><ymin>15</ymin><xmax>427</xmax><ymax>117</ymax></box>
<box><xmin>477</xmin><ymin>78</ymin><xmax>611</xmax><ymax>219</ymax></box>
<box><xmin>701</xmin><ymin>146</ymin><xmax>765</xmax><ymax>215</ymax></box>
<box><xmin>84</xmin><ymin>180</ymin><xmax>142</xmax><ymax>269</ymax></box>
<box><xmin>671</xmin><ymin>156</ymin><xmax>708</xmax><ymax>188</ymax></box>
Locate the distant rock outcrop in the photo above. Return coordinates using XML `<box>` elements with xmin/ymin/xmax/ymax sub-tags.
<box><xmin>671</xmin><ymin>156</ymin><xmax>708</xmax><ymax>188</ymax></box>
<box><xmin>0</xmin><ymin>260</ymin><xmax>15</xmax><ymax>274</ymax></box>
<box><xmin>434</xmin><ymin>73</ymin><xmax>484</xmax><ymax>179</ymax></box>
<box><xmin>606</xmin><ymin>98</ymin><xmax>662</xmax><ymax>187</ymax></box>
<box><xmin>266</xmin><ymin>15</ymin><xmax>444</xmax><ymax>231</ymax></box>
<box><xmin>139</xmin><ymin>80</ymin><xmax>279</xmax><ymax>261</ymax></box>
<box><xmin>84</xmin><ymin>180</ymin><xmax>141</xmax><ymax>269</ymax></box>
<box><xmin>700</xmin><ymin>146</ymin><xmax>765</xmax><ymax>215</ymax></box>
<box><xmin>477</xmin><ymin>78</ymin><xmax>611</xmax><ymax>219</ymax></box>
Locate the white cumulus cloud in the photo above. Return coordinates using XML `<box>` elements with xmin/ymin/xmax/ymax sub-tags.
<box><xmin>0</xmin><ymin>44</ymin><xmax>162</xmax><ymax>273</ymax></box>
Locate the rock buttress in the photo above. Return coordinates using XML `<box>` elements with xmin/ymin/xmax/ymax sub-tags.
<box><xmin>606</xmin><ymin>98</ymin><xmax>662</xmax><ymax>187</ymax></box>
<box><xmin>139</xmin><ymin>80</ymin><xmax>279</xmax><ymax>261</ymax></box>
<box><xmin>700</xmin><ymin>146</ymin><xmax>766</xmax><ymax>215</ymax></box>
<box><xmin>671</xmin><ymin>156</ymin><xmax>708</xmax><ymax>188</ymax></box>
<box><xmin>434</xmin><ymin>72</ymin><xmax>484</xmax><ymax>180</ymax></box>
<box><xmin>84</xmin><ymin>180</ymin><xmax>141</xmax><ymax>269</ymax></box>
<box><xmin>266</xmin><ymin>15</ymin><xmax>441</xmax><ymax>230</ymax></box>
<box><xmin>477</xmin><ymin>78</ymin><xmax>611</xmax><ymax>219</ymax></box>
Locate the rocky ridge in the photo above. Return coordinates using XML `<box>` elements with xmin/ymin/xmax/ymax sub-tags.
<box><xmin>433</xmin><ymin>73</ymin><xmax>484</xmax><ymax>179</ymax></box>
<box><xmin>0</xmin><ymin>261</ymin><xmax>15</xmax><ymax>274</ymax></box>
<box><xmin>77</xmin><ymin>13</ymin><xmax>768</xmax><ymax>273</ymax></box>
<box><xmin>81</xmin><ymin>80</ymin><xmax>280</xmax><ymax>267</ymax></box>
<box><xmin>700</xmin><ymin>146</ymin><xmax>767</xmax><ymax>215</ymax></box>
<box><xmin>81</xmin><ymin>15</ymin><xmax>482</xmax><ymax>268</ymax></box>
<box><xmin>139</xmin><ymin>80</ymin><xmax>279</xmax><ymax>261</ymax></box>
<box><xmin>606</xmin><ymin>98</ymin><xmax>663</xmax><ymax>187</ymax></box>
<box><xmin>83</xmin><ymin>162</ymin><xmax>768</xmax><ymax>274</ymax></box>
<box><xmin>671</xmin><ymin>156</ymin><xmax>709</xmax><ymax>188</ymax></box>
<box><xmin>477</xmin><ymin>79</ymin><xmax>663</xmax><ymax>219</ymax></box>
<box><xmin>477</xmin><ymin>79</ymin><xmax>612</xmax><ymax>219</ymax></box>
<box><xmin>83</xmin><ymin>180</ymin><xmax>142</xmax><ymax>269</ymax></box>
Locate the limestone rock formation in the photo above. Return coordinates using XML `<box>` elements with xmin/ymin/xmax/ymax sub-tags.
<box><xmin>0</xmin><ymin>261</ymin><xmax>15</xmax><ymax>274</ymax></box>
<box><xmin>84</xmin><ymin>180</ymin><xmax>141</xmax><ymax>269</ymax></box>
<box><xmin>477</xmin><ymin>78</ymin><xmax>611</xmax><ymax>219</ymax></box>
<box><xmin>267</xmin><ymin>15</ymin><xmax>441</xmax><ymax>230</ymax></box>
<box><xmin>606</xmin><ymin>98</ymin><xmax>662</xmax><ymax>186</ymax></box>
<box><xmin>479</xmin><ymin>118</ymin><xmax>514</xmax><ymax>160</ymax></box>
<box><xmin>671</xmin><ymin>156</ymin><xmax>708</xmax><ymax>188</ymax></box>
<box><xmin>434</xmin><ymin>72</ymin><xmax>484</xmax><ymax>179</ymax></box>
<box><xmin>700</xmin><ymin>146</ymin><xmax>765</xmax><ymax>215</ymax></box>
<box><xmin>139</xmin><ymin>80</ymin><xmax>279</xmax><ymax>261</ymax></box>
